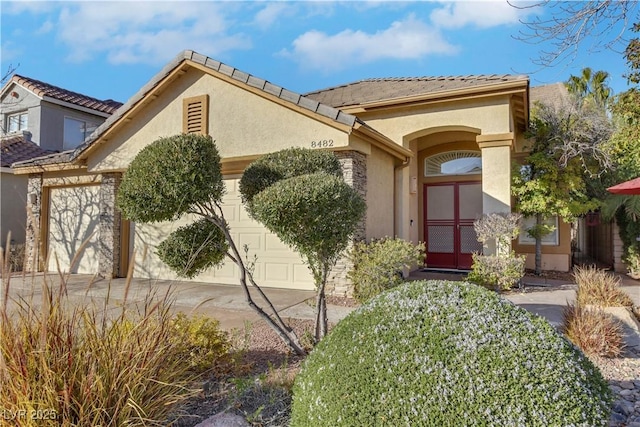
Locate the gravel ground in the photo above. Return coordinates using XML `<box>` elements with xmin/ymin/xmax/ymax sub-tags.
<box><xmin>592</xmin><ymin>347</ymin><xmax>640</xmax><ymax>427</ymax></box>
<box><xmin>169</xmin><ymin>300</ymin><xmax>640</xmax><ymax>427</ymax></box>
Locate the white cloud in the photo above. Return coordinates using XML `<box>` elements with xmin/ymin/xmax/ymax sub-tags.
<box><xmin>253</xmin><ymin>3</ymin><xmax>291</xmax><ymax>30</ymax></box>
<box><xmin>36</xmin><ymin>20</ymin><xmax>54</xmax><ymax>35</ymax></box>
<box><xmin>282</xmin><ymin>14</ymin><xmax>457</xmax><ymax>72</ymax></box>
<box><xmin>45</xmin><ymin>2</ymin><xmax>251</xmax><ymax>65</ymax></box>
<box><xmin>430</xmin><ymin>0</ymin><xmax>537</xmax><ymax>29</ymax></box>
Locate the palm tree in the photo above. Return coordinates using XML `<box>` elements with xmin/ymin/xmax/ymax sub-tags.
<box><xmin>566</xmin><ymin>67</ymin><xmax>612</xmax><ymax>110</ymax></box>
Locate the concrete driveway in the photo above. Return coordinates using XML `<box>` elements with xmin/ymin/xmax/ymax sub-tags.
<box><xmin>2</xmin><ymin>270</ymin><xmax>638</xmax><ymax>345</ymax></box>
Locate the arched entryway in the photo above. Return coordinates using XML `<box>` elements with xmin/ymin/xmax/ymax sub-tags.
<box><xmin>414</xmin><ymin>129</ymin><xmax>484</xmax><ymax>270</ymax></box>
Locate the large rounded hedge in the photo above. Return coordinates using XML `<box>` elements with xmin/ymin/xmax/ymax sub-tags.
<box><xmin>291</xmin><ymin>280</ymin><xmax>612</xmax><ymax>427</ymax></box>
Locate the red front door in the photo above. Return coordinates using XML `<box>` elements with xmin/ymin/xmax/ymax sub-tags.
<box><xmin>424</xmin><ymin>182</ymin><xmax>483</xmax><ymax>270</ymax></box>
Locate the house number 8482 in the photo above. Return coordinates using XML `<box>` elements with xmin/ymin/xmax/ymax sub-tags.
<box><xmin>310</xmin><ymin>139</ymin><xmax>333</xmax><ymax>148</ymax></box>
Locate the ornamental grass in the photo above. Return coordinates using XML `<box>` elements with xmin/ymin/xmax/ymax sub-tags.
<box><xmin>573</xmin><ymin>265</ymin><xmax>633</xmax><ymax>308</ymax></box>
<box><xmin>0</xmin><ymin>244</ymin><xmax>229</xmax><ymax>426</ymax></box>
<box><xmin>562</xmin><ymin>303</ymin><xmax>625</xmax><ymax>358</ymax></box>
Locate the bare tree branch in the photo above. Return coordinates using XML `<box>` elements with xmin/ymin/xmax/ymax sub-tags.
<box><xmin>512</xmin><ymin>0</ymin><xmax>639</xmax><ymax>68</ymax></box>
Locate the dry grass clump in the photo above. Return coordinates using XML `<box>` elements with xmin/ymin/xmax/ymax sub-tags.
<box><xmin>562</xmin><ymin>303</ymin><xmax>625</xmax><ymax>358</ymax></box>
<box><xmin>0</xmin><ymin>246</ymin><xmax>230</xmax><ymax>426</ymax></box>
<box><xmin>573</xmin><ymin>265</ymin><xmax>633</xmax><ymax>307</ymax></box>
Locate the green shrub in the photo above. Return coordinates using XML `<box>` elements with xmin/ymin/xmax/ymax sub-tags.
<box><xmin>117</xmin><ymin>134</ymin><xmax>224</xmax><ymax>223</ymax></box>
<box><xmin>157</xmin><ymin>218</ymin><xmax>228</xmax><ymax>279</ymax></box>
<box><xmin>467</xmin><ymin>252</ymin><xmax>526</xmax><ymax>290</ymax></box>
<box><xmin>239</xmin><ymin>147</ymin><xmax>343</xmax><ymax>210</ymax></box>
<box><xmin>573</xmin><ymin>265</ymin><xmax>634</xmax><ymax>307</ymax></box>
<box><xmin>170</xmin><ymin>312</ymin><xmax>231</xmax><ymax>373</ymax></box>
<box><xmin>249</xmin><ymin>173</ymin><xmax>366</xmax><ymax>269</ymax></box>
<box><xmin>348</xmin><ymin>237</ymin><xmax>425</xmax><ymax>303</ymax></box>
<box><xmin>291</xmin><ymin>280</ymin><xmax>611</xmax><ymax>427</ymax></box>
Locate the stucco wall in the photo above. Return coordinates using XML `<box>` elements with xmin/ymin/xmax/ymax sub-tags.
<box><xmin>1</xmin><ymin>85</ymin><xmax>41</xmax><ymax>144</ymax></box>
<box><xmin>365</xmin><ymin>145</ymin><xmax>395</xmax><ymax>239</ymax></box>
<box><xmin>38</xmin><ymin>101</ymin><xmax>109</xmax><ymax>151</ymax></box>
<box><xmin>1</xmin><ymin>170</ymin><xmax>28</xmax><ymax>246</ymax></box>
<box><xmin>512</xmin><ymin>219</ymin><xmax>572</xmax><ymax>272</ymax></box>
<box><xmin>356</xmin><ymin>96</ymin><xmax>512</xmax><ymax>147</ymax></box>
<box><xmin>88</xmin><ymin>68</ymin><xmax>350</xmax><ymax>172</ymax></box>
<box><xmin>1</xmin><ymin>86</ymin><xmax>108</xmax><ymax>151</ymax></box>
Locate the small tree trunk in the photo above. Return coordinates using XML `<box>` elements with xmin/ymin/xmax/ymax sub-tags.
<box><xmin>214</xmin><ymin>217</ymin><xmax>307</xmax><ymax>356</ymax></box>
<box><xmin>314</xmin><ymin>268</ymin><xmax>329</xmax><ymax>343</ymax></box>
<box><xmin>535</xmin><ymin>213</ymin><xmax>543</xmax><ymax>275</ymax></box>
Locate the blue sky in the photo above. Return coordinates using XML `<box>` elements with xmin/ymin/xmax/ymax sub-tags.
<box><xmin>1</xmin><ymin>1</ymin><xmax>635</xmax><ymax>104</ymax></box>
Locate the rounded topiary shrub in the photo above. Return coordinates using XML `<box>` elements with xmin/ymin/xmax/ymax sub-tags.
<box><xmin>291</xmin><ymin>280</ymin><xmax>612</xmax><ymax>427</ymax></box>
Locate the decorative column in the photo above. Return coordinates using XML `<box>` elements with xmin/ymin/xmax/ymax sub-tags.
<box><xmin>477</xmin><ymin>133</ymin><xmax>514</xmax><ymax>256</ymax></box>
<box><xmin>329</xmin><ymin>150</ymin><xmax>367</xmax><ymax>296</ymax></box>
<box><xmin>23</xmin><ymin>173</ymin><xmax>44</xmax><ymax>272</ymax></box>
<box><xmin>98</xmin><ymin>173</ymin><xmax>122</xmax><ymax>278</ymax></box>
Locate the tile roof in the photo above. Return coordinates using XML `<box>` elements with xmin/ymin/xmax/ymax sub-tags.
<box><xmin>305</xmin><ymin>75</ymin><xmax>529</xmax><ymax>108</ymax></box>
<box><xmin>10</xmin><ymin>150</ymin><xmax>74</xmax><ymax>168</ymax></box>
<box><xmin>529</xmin><ymin>82</ymin><xmax>571</xmax><ymax>110</ymax></box>
<box><xmin>8</xmin><ymin>74</ymin><xmax>123</xmax><ymax>114</ymax></box>
<box><xmin>1</xmin><ymin>133</ymin><xmax>54</xmax><ymax>168</ymax></box>
<box><xmin>73</xmin><ymin>50</ymin><xmax>363</xmax><ymax>160</ymax></box>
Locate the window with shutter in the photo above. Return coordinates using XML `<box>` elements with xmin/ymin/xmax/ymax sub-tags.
<box><xmin>182</xmin><ymin>94</ymin><xmax>209</xmax><ymax>135</ymax></box>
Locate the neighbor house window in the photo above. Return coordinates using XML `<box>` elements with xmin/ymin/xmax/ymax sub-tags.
<box><xmin>425</xmin><ymin>151</ymin><xmax>482</xmax><ymax>176</ymax></box>
<box><xmin>518</xmin><ymin>216</ymin><xmax>559</xmax><ymax>246</ymax></box>
<box><xmin>64</xmin><ymin>117</ymin><xmax>97</xmax><ymax>150</ymax></box>
<box><xmin>7</xmin><ymin>111</ymin><xmax>28</xmax><ymax>133</ymax></box>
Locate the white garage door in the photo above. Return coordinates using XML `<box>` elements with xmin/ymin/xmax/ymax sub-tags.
<box><xmin>47</xmin><ymin>185</ymin><xmax>100</xmax><ymax>274</ymax></box>
<box><xmin>133</xmin><ymin>178</ymin><xmax>314</xmax><ymax>290</ymax></box>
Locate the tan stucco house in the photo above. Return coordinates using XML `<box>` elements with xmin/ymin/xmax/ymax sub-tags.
<box><xmin>13</xmin><ymin>50</ymin><xmax>577</xmax><ymax>291</ymax></box>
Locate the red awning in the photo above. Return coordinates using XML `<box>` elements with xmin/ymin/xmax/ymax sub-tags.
<box><xmin>607</xmin><ymin>177</ymin><xmax>640</xmax><ymax>195</ymax></box>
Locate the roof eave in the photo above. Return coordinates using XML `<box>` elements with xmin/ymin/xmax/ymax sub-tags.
<box><xmin>352</xmin><ymin>121</ymin><xmax>413</xmax><ymax>161</ymax></box>
<box><xmin>341</xmin><ymin>79</ymin><xmax>530</xmax><ymax>114</ymax></box>
<box><xmin>41</xmin><ymin>96</ymin><xmax>113</xmax><ymax>118</ymax></box>
<box><xmin>74</xmin><ymin>50</ymin><xmax>361</xmax><ymax>162</ymax></box>
<box><xmin>12</xmin><ymin>162</ymin><xmax>85</xmax><ymax>175</ymax></box>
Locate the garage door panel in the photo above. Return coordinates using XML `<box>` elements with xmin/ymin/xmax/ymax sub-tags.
<box><xmin>221</xmin><ymin>204</ymin><xmax>237</xmax><ymax>222</ymax></box>
<box><xmin>265</xmin><ymin>234</ymin><xmax>292</xmax><ymax>252</ymax></box>
<box><xmin>48</xmin><ymin>185</ymin><xmax>100</xmax><ymax>274</ymax></box>
<box><xmin>238</xmin><ymin>232</ymin><xmax>262</xmax><ymax>251</ymax></box>
<box><xmin>132</xmin><ymin>179</ymin><xmax>315</xmax><ymax>290</ymax></box>
<box><xmin>264</xmin><ymin>263</ymin><xmax>290</xmax><ymax>282</ymax></box>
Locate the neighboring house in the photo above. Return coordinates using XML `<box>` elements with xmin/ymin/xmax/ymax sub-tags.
<box><xmin>12</xmin><ymin>50</ymin><xmax>590</xmax><ymax>291</ymax></box>
<box><xmin>0</xmin><ymin>132</ymin><xmax>51</xmax><ymax>247</ymax></box>
<box><xmin>0</xmin><ymin>75</ymin><xmax>122</xmax><ymax>248</ymax></box>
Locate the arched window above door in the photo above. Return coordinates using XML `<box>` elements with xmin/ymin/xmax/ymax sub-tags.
<box><xmin>425</xmin><ymin>151</ymin><xmax>482</xmax><ymax>177</ymax></box>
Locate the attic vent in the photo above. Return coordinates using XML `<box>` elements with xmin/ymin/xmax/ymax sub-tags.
<box><xmin>425</xmin><ymin>151</ymin><xmax>481</xmax><ymax>177</ymax></box>
<box><xmin>183</xmin><ymin>94</ymin><xmax>209</xmax><ymax>135</ymax></box>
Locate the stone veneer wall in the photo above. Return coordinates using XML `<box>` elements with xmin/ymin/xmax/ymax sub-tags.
<box><xmin>98</xmin><ymin>173</ymin><xmax>122</xmax><ymax>278</ymax></box>
<box><xmin>328</xmin><ymin>150</ymin><xmax>367</xmax><ymax>296</ymax></box>
<box><xmin>24</xmin><ymin>173</ymin><xmax>43</xmax><ymax>272</ymax></box>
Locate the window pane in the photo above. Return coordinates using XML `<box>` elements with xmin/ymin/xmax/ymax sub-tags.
<box><xmin>64</xmin><ymin>117</ymin><xmax>96</xmax><ymax>150</ymax></box>
<box><xmin>425</xmin><ymin>151</ymin><xmax>482</xmax><ymax>176</ymax></box>
<box><xmin>441</xmin><ymin>157</ymin><xmax>482</xmax><ymax>174</ymax></box>
<box><xmin>518</xmin><ymin>216</ymin><xmax>559</xmax><ymax>246</ymax></box>
<box><xmin>7</xmin><ymin>112</ymin><xmax>27</xmax><ymax>132</ymax></box>
<box><xmin>64</xmin><ymin>117</ymin><xmax>85</xmax><ymax>150</ymax></box>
